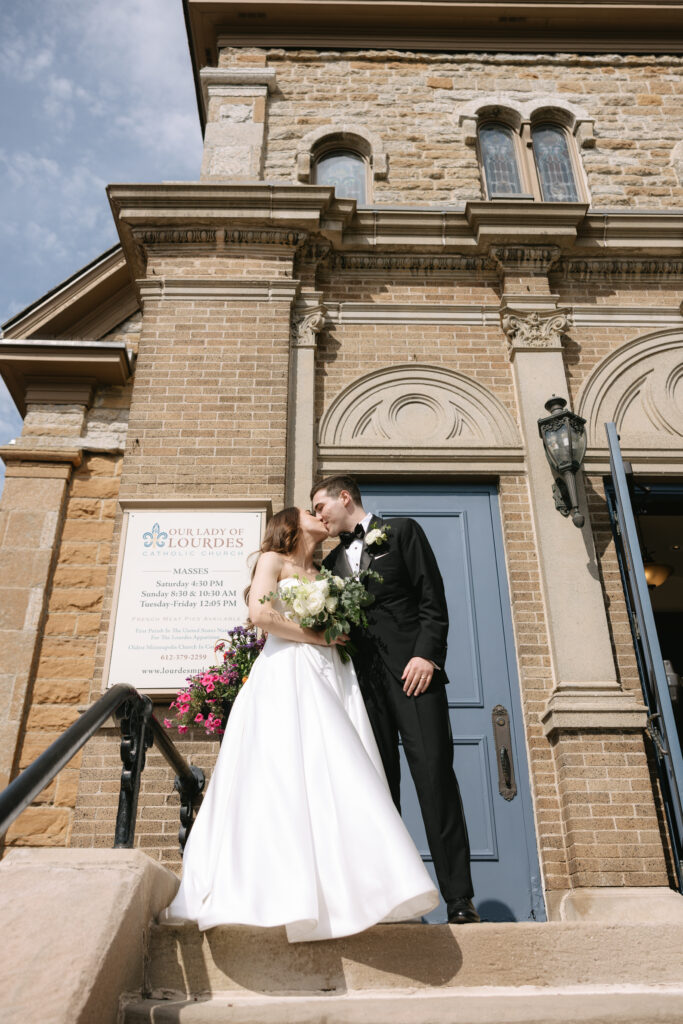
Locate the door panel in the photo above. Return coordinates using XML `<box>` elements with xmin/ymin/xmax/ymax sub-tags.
<box><xmin>360</xmin><ymin>483</ymin><xmax>544</xmax><ymax>922</ymax></box>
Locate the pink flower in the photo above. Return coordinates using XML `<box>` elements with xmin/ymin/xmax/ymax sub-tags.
<box><xmin>205</xmin><ymin>681</ymin><xmax>215</xmax><ymax>693</ymax></box>
<box><xmin>194</xmin><ymin>713</ymin><xmax>204</xmax><ymax>723</ymax></box>
<box><xmin>163</xmin><ymin>718</ymin><xmax>173</xmax><ymax>729</ymax></box>
<box><xmin>178</xmin><ymin>725</ymin><xmax>188</xmax><ymax>734</ymax></box>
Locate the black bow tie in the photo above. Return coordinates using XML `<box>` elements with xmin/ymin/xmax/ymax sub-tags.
<box><xmin>340</xmin><ymin>523</ymin><xmax>365</xmax><ymax>548</ymax></box>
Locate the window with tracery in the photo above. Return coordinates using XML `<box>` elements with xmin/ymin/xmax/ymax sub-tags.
<box><xmin>479</xmin><ymin>123</ymin><xmax>524</xmax><ymax>196</ymax></box>
<box><xmin>531</xmin><ymin>124</ymin><xmax>579</xmax><ymax>202</ymax></box>
<box><xmin>477</xmin><ymin>113</ymin><xmax>585</xmax><ymax>203</ymax></box>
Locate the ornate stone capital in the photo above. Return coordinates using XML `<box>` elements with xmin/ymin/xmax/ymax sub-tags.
<box><xmin>500</xmin><ymin>305</ymin><xmax>573</xmax><ymax>357</ymax></box>
<box><xmin>291</xmin><ymin>306</ymin><xmax>327</xmax><ymax>348</ymax></box>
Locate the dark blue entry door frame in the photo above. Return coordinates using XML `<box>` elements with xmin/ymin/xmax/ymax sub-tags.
<box><xmin>360</xmin><ymin>483</ymin><xmax>545</xmax><ymax>923</ymax></box>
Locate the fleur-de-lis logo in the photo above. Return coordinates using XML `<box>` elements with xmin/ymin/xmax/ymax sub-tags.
<box><xmin>142</xmin><ymin>522</ymin><xmax>168</xmax><ymax>548</ymax></box>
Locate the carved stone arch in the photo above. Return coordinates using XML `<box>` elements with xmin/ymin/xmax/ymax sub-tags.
<box><xmin>318</xmin><ymin>364</ymin><xmax>522</xmax><ymax>472</ymax></box>
<box><xmin>577</xmin><ymin>329</ymin><xmax>683</xmax><ymax>448</ymax></box>
<box><xmin>297</xmin><ymin>123</ymin><xmax>387</xmax><ymax>182</ymax></box>
<box><xmin>458</xmin><ymin>97</ymin><xmax>594</xmax><ymax>148</ymax></box>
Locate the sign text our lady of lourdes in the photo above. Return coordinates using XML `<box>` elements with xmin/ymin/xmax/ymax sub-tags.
<box><xmin>105</xmin><ymin>506</ymin><xmax>265</xmax><ymax>692</ymax></box>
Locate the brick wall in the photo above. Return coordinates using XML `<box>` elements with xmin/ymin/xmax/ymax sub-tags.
<box><xmin>73</xmin><ymin>261</ymin><xmax>295</xmax><ymax>858</ymax></box>
<box><xmin>232</xmin><ymin>48</ymin><xmax>683</xmax><ymax>208</ymax></box>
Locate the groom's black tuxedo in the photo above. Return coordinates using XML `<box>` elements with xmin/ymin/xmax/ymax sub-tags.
<box><xmin>325</xmin><ymin>516</ymin><xmax>449</xmax><ymax>685</ymax></box>
<box><xmin>323</xmin><ymin>516</ymin><xmax>474</xmax><ymax>904</ymax></box>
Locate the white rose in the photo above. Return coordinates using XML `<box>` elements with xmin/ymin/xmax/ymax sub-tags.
<box><xmin>332</xmin><ymin>576</ymin><xmax>344</xmax><ymax>588</ymax></box>
<box><xmin>325</xmin><ymin>596</ymin><xmax>338</xmax><ymax>613</ymax></box>
<box><xmin>292</xmin><ymin>594</ymin><xmax>309</xmax><ymax>618</ymax></box>
<box><xmin>365</xmin><ymin>528</ymin><xmax>382</xmax><ymax>545</ymax></box>
<box><xmin>304</xmin><ymin>587</ymin><xmax>326</xmax><ymax>616</ymax></box>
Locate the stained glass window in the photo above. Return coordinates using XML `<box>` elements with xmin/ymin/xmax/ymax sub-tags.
<box><xmin>532</xmin><ymin>125</ymin><xmax>579</xmax><ymax>202</ymax></box>
<box><xmin>479</xmin><ymin>123</ymin><xmax>523</xmax><ymax>196</ymax></box>
<box><xmin>313</xmin><ymin>150</ymin><xmax>367</xmax><ymax>204</ymax></box>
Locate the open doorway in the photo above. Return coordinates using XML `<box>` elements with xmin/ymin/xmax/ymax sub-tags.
<box><xmin>634</xmin><ymin>486</ymin><xmax>683</xmax><ymax>744</ymax></box>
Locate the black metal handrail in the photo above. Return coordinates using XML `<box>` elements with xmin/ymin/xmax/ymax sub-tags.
<box><xmin>0</xmin><ymin>683</ymin><xmax>205</xmax><ymax>851</ymax></box>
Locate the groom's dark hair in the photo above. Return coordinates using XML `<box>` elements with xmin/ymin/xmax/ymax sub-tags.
<box><xmin>310</xmin><ymin>474</ymin><xmax>362</xmax><ymax>506</ymax></box>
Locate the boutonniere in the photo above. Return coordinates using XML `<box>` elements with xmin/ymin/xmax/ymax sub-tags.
<box><xmin>365</xmin><ymin>522</ymin><xmax>391</xmax><ymax>547</ymax></box>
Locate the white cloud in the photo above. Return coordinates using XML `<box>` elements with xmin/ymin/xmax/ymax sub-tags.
<box><xmin>0</xmin><ymin>0</ymin><xmax>203</xmax><ymax>324</ymax></box>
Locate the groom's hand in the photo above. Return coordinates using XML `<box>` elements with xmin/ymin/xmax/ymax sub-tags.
<box><xmin>402</xmin><ymin>657</ymin><xmax>434</xmax><ymax>696</ymax></box>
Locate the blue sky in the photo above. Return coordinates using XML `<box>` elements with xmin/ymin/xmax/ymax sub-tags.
<box><xmin>0</xmin><ymin>0</ymin><xmax>204</xmax><ymax>491</ymax></box>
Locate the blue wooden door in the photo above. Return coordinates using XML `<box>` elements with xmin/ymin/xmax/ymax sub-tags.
<box><xmin>360</xmin><ymin>483</ymin><xmax>545</xmax><ymax>922</ymax></box>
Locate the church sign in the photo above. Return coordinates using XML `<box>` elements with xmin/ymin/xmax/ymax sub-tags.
<box><xmin>104</xmin><ymin>503</ymin><xmax>267</xmax><ymax>693</ymax></box>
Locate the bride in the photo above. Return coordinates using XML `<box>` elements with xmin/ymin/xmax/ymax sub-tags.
<box><xmin>164</xmin><ymin>506</ymin><xmax>438</xmax><ymax>942</ymax></box>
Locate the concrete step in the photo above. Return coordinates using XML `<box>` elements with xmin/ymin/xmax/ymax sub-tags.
<box><xmin>123</xmin><ymin>987</ymin><xmax>683</xmax><ymax>1024</ymax></box>
<box><xmin>142</xmin><ymin>920</ymin><xmax>683</xmax><ymax>997</ymax></box>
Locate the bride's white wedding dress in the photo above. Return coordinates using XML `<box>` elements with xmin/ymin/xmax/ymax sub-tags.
<box><xmin>164</xmin><ymin>579</ymin><xmax>439</xmax><ymax>943</ymax></box>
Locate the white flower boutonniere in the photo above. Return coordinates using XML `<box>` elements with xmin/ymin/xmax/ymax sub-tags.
<box><xmin>365</xmin><ymin>522</ymin><xmax>391</xmax><ymax>547</ymax></box>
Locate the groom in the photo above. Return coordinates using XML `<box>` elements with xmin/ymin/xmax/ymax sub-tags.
<box><xmin>311</xmin><ymin>475</ymin><xmax>478</xmax><ymax>925</ymax></box>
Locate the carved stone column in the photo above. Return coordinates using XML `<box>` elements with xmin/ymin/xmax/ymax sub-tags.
<box><xmin>496</xmin><ymin>247</ymin><xmax>645</xmax><ymax>734</ymax></box>
<box><xmin>287</xmin><ymin>298</ymin><xmax>326</xmax><ymax>508</ymax></box>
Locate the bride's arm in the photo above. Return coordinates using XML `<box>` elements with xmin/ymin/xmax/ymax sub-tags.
<box><xmin>248</xmin><ymin>552</ymin><xmax>329</xmax><ymax>645</ymax></box>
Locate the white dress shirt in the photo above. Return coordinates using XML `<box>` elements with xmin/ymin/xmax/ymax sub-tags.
<box><xmin>346</xmin><ymin>512</ymin><xmax>374</xmax><ymax>574</ymax></box>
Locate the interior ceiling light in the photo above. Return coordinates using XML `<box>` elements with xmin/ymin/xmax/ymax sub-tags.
<box><xmin>642</xmin><ymin>548</ymin><xmax>673</xmax><ymax>589</ymax></box>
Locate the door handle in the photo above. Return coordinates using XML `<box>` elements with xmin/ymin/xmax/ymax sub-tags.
<box><xmin>492</xmin><ymin>705</ymin><xmax>517</xmax><ymax>801</ymax></box>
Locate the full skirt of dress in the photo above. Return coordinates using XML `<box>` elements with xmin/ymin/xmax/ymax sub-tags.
<box><xmin>164</xmin><ymin>633</ymin><xmax>439</xmax><ymax>942</ymax></box>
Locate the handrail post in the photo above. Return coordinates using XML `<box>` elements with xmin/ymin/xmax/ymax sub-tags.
<box><xmin>113</xmin><ymin>695</ymin><xmax>153</xmax><ymax>849</ymax></box>
<box><xmin>174</xmin><ymin>765</ymin><xmax>205</xmax><ymax>852</ymax></box>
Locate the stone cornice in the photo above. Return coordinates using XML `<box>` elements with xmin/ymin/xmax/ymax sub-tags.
<box><xmin>107</xmin><ymin>183</ymin><xmax>355</xmax><ymax>283</ymax></box>
<box><xmin>106</xmin><ymin>184</ymin><xmax>683</xmax><ymax>297</ymax></box>
<box><xmin>199</xmin><ymin>66</ymin><xmax>277</xmax><ymax>121</ymax></box>
<box><xmin>490</xmin><ymin>245</ymin><xmax>562</xmax><ymax>275</ymax></box>
<box><xmin>558</xmin><ymin>257</ymin><xmax>683</xmax><ymax>280</ymax></box>
<box><xmin>329</xmin><ymin>252</ymin><xmax>495</xmax><ymax>275</ymax></box>
<box><xmin>137</xmin><ymin>278</ymin><xmax>301</xmax><ymax>304</ymax></box>
<box><xmin>466</xmin><ymin>202</ymin><xmax>589</xmax><ymax>247</ymax></box>
<box><xmin>0</xmin><ymin>340</ymin><xmax>134</xmax><ymax>417</ymax></box>
<box><xmin>185</xmin><ymin>1</ymin><xmax>683</xmax><ymax>80</ymax></box>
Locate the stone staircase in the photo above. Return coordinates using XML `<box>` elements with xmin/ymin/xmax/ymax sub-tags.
<box><xmin>121</xmin><ymin>919</ymin><xmax>683</xmax><ymax>1023</ymax></box>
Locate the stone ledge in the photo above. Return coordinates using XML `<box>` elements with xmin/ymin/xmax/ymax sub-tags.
<box><xmin>124</xmin><ymin>988</ymin><xmax>683</xmax><ymax>1024</ymax></box>
<box><xmin>147</xmin><ymin>919</ymin><xmax>683</xmax><ymax>997</ymax></box>
<box><xmin>0</xmin><ymin>339</ymin><xmax>134</xmax><ymax>417</ymax></box>
<box><xmin>0</xmin><ymin>443</ymin><xmax>84</xmax><ymax>468</ymax></box>
<box><xmin>546</xmin><ymin>886</ymin><xmax>683</xmax><ymax>923</ymax></box>
<box><xmin>0</xmin><ymin>849</ymin><xmax>178</xmax><ymax>1024</ymax></box>
<box><xmin>200</xmin><ymin>67</ymin><xmax>277</xmax><ymax>116</ymax></box>
<box><xmin>541</xmin><ymin>685</ymin><xmax>647</xmax><ymax>736</ymax></box>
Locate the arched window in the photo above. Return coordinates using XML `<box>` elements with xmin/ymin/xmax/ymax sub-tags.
<box><xmin>479</xmin><ymin>123</ymin><xmax>523</xmax><ymax>197</ymax></box>
<box><xmin>471</xmin><ymin>105</ymin><xmax>588</xmax><ymax>203</ymax></box>
<box><xmin>531</xmin><ymin>124</ymin><xmax>579</xmax><ymax>202</ymax></box>
<box><xmin>312</xmin><ymin>149</ymin><xmax>367</xmax><ymax>204</ymax></box>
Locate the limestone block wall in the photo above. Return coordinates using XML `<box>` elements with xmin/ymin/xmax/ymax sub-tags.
<box><xmin>218</xmin><ymin>47</ymin><xmax>683</xmax><ymax>208</ymax></box>
<box><xmin>3</xmin><ymin>453</ymin><xmax>123</xmax><ymax>850</ymax></box>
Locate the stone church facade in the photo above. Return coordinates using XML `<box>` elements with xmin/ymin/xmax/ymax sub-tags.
<box><xmin>2</xmin><ymin>0</ymin><xmax>683</xmax><ymax>933</ymax></box>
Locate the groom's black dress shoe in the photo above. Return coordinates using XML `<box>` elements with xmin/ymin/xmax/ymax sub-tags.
<box><xmin>447</xmin><ymin>897</ymin><xmax>480</xmax><ymax>924</ymax></box>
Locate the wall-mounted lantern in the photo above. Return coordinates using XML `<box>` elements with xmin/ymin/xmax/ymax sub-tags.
<box><xmin>537</xmin><ymin>395</ymin><xmax>587</xmax><ymax>528</ymax></box>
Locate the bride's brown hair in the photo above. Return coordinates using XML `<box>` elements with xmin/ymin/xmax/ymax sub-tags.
<box><xmin>244</xmin><ymin>507</ymin><xmax>301</xmax><ymax>607</ymax></box>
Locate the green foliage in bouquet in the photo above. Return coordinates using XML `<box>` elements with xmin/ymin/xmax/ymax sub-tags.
<box><xmin>260</xmin><ymin>567</ymin><xmax>381</xmax><ymax>662</ymax></box>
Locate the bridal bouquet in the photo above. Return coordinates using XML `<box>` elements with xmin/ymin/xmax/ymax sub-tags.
<box><xmin>261</xmin><ymin>567</ymin><xmax>381</xmax><ymax>663</ymax></box>
<box><xmin>164</xmin><ymin>625</ymin><xmax>265</xmax><ymax>737</ymax></box>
